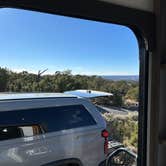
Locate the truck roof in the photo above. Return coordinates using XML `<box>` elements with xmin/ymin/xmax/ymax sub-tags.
<box><xmin>0</xmin><ymin>93</ymin><xmax>77</xmax><ymax>101</ymax></box>
<box><xmin>64</xmin><ymin>89</ymin><xmax>113</xmax><ymax>98</ymax></box>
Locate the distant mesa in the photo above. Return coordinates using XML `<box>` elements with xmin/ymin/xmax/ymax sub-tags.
<box><xmin>101</xmin><ymin>75</ymin><xmax>139</xmax><ymax>81</ymax></box>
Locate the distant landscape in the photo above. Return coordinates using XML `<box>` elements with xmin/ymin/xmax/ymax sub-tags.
<box><xmin>0</xmin><ymin>67</ymin><xmax>139</xmax><ymax>151</ymax></box>
<box><xmin>0</xmin><ymin>67</ymin><xmax>139</xmax><ymax>108</ymax></box>
<box><xmin>102</xmin><ymin>75</ymin><xmax>139</xmax><ymax>81</ymax></box>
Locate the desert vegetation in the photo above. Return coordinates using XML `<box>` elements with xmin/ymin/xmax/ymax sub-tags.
<box><xmin>103</xmin><ymin>112</ymin><xmax>138</xmax><ymax>152</ymax></box>
<box><xmin>0</xmin><ymin>67</ymin><xmax>138</xmax><ymax>107</ymax></box>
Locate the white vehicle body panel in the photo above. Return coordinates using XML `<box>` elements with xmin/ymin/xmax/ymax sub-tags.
<box><xmin>0</xmin><ymin>96</ymin><xmax>106</xmax><ymax>166</ymax></box>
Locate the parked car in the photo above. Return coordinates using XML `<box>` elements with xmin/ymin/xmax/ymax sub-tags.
<box><xmin>65</xmin><ymin>89</ymin><xmax>137</xmax><ymax>166</ymax></box>
<box><xmin>0</xmin><ymin>93</ymin><xmax>108</xmax><ymax>166</ymax></box>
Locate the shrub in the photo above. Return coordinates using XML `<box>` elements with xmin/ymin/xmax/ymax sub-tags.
<box><xmin>102</xmin><ymin>112</ymin><xmax>138</xmax><ymax>151</ymax></box>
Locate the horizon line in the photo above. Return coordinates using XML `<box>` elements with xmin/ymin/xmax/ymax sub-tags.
<box><xmin>1</xmin><ymin>67</ymin><xmax>139</xmax><ymax>76</ymax></box>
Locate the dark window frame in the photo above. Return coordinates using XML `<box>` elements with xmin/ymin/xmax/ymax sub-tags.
<box><xmin>0</xmin><ymin>1</ymin><xmax>155</xmax><ymax>165</ymax></box>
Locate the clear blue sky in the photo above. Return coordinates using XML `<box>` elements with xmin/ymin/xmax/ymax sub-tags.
<box><xmin>0</xmin><ymin>8</ymin><xmax>139</xmax><ymax>75</ymax></box>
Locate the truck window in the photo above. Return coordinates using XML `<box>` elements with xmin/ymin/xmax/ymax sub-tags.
<box><xmin>0</xmin><ymin>105</ymin><xmax>96</xmax><ymax>135</ymax></box>
<box><xmin>0</xmin><ymin>125</ymin><xmax>43</xmax><ymax>141</ymax></box>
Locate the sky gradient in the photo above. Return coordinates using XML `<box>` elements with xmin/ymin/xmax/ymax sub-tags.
<box><xmin>0</xmin><ymin>8</ymin><xmax>139</xmax><ymax>75</ymax></box>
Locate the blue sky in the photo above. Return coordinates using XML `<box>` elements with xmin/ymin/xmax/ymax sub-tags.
<box><xmin>0</xmin><ymin>8</ymin><xmax>139</xmax><ymax>75</ymax></box>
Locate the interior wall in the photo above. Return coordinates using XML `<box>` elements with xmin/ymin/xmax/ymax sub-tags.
<box><xmin>146</xmin><ymin>50</ymin><xmax>160</xmax><ymax>166</ymax></box>
<box><xmin>154</xmin><ymin>0</ymin><xmax>166</xmax><ymax>165</ymax></box>
<box><xmin>99</xmin><ymin>0</ymin><xmax>154</xmax><ymax>12</ymax></box>
<box><xmin>158</xmin><ymin>66</ymin><xmax>166</xmax><ymax>166</ymax></box>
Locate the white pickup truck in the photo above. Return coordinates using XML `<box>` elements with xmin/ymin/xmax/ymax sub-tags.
<box><xmin>0</xmin><ymin>93</ymin><xmax>108</xmax><ymax>166</ymax></box>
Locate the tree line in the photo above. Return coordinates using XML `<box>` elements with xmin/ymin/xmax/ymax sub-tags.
<box><xmin>0</xmin><ymin>67</ymin><xmax>138</xmax><ymax>107</ymax></box>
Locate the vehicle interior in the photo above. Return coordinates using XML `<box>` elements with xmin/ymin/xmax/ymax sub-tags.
<box><xmin>0</xmin><ymin>0</ymin><xmax>164</xmax><ymax>166</ymax></box>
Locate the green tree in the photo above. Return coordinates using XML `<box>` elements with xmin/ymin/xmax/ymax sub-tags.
<box><xmin>111</xmin><ymin>90</ymin><xmax>123</xmax><ymax>107</ymax></box>
<box><xmin>125</xmin><ymin>87</ymin><xmax>139</xmax><ymax>101</ymax></box>
<box><xmin>0</xmin><ymin>68</ymin><xmax>9</xmax><ymax>91</ymax></box>
<box><xmin>0</xmin><ymin>67</ymin><xmax>139</xmax><ymax>109</ymax></box>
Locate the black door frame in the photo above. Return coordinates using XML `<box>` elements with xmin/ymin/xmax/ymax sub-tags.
<box><xmin>0</xmin><ymin>1</ymin><xmax>155</xmax><ymax>166</ymax></box>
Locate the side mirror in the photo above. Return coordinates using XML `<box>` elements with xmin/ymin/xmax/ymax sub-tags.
<box><xmin>107</xmin><ymin>148</ymin><xmax>137</xmax><ymax>166</ymax></box>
